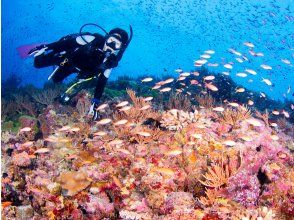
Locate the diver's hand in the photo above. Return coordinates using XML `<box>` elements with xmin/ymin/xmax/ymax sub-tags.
<box><xmin>88</xmin><ymin>98</ymin><xmax>100</xmax><ymax>121</ymax></box>
<box><xmin>28</xmin><ymin>45</ymin><xmax>48</xmax><ymax>56</ymax></box>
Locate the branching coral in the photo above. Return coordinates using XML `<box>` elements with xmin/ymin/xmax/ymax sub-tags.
<box><xmin>199</xmin><ymin>155</ymin><xmax>240</xmax><ymax>188</ymax></box>
<box><xmin>220</xmin><ymin>105</ymin><xmax>251</xmax><ymax>128</ymax></box>
<box><xmin>255</xmin><ymin>109</ymin><xmax>270</xmax><ymax>127</ymax></box>
<box><xmin>31</xmin><ymin>88</ymin><xmax>61</xmax><ymax>106</ymax></box>
<box><xmin>194</xmin><ymin>93</ymin><xmax>215</xmax><ymax>108</ymax></box>
<box><xmin>166</xmin><ymin>92</ymin><xmax>193</xmax><ymax>111</ymax></box>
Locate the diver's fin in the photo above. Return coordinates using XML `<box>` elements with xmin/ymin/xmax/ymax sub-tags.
<box><xmin>16</xmin><ymin>43</ymin><xmax>47</xmax><ymax>59</ymax></box>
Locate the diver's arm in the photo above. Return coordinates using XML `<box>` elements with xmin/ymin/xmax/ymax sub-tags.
<box><xmin>93</xmin><ymin>69</ymin><xmax>112</xmax><ymax>100</ymax></box>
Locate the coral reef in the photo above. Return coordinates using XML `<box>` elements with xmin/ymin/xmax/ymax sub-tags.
<box><xmin>1</xmin><ymin>69</ymin><xmax>293</xmax><ymax>219</ymax></box>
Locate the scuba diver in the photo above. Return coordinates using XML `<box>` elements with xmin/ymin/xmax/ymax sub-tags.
<box><xmin>27</xmin><ymin>24</ymin><xmax>133</xmax><ymax>120</ymax></box>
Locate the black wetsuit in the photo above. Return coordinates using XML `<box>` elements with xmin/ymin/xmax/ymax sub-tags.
<box><xmin>34</xmin><ymin>32</ymin><xmax>120</xmax><ymax>101</ymax></box>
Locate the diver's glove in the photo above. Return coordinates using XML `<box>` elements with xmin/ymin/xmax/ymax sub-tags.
<box><xmin>88</xmin><ymin>98</ymin><xmax>100</xmax><ymax>121</ymax></box>
<box><xmin>28</xmin><ymin>45</ymin><xmax>48</xmax><ymax>57</ymax></box>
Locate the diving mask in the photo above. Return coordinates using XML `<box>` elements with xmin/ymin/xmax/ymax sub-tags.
<box><xmin>105</xmin><ymin>36</ymin><xmax>122</xmax><ymax>50</ymax></box>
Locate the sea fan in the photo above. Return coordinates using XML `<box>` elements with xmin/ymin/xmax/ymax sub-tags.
<box><xmin>195</xmin><ymin>94</ymin><xmax>215</xmax><ymax>108</ymax></box>
<box><xmin>220</xmin><ymin>105</ymin><xmax>251</xmax><ymax>128</ymax></box>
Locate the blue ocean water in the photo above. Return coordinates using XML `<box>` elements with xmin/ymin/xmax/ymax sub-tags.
<box><xmin>2</xmin><ymin>0</ymin><xmax>294</xmax><ymax>101</ymax></box>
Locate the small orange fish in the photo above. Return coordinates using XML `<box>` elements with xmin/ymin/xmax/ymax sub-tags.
<box><xmin>213</xmin><ymin>107</ymin><xmax>225</xmax><ymax>112</ymax></box>
<box><xmin>248</xmin><ymin>100</ymin><xmax>254</xmax><ymax>106</ymax></box>
<box><xmin>203</xmin><ymin>75</ymin><xmax>215</xmax><ymax>81</ymax></box>
<box><xmin>205</xmin><ymin>83</ymin><xmax>218</xmax><ymax>91</ymax></box>
<box><xmin>228</xmin><ymin>102</ymin><xmax>239</xmax><ymax>107</ymax></box>
<box><xmin>190</xmin><ymin>80</ymin><xmax>198</xmax><ymax>85</ymax></box>
<box><xmin>34</xmin><ymin>148</ymin><xmax>50</xmax><ymax>154</ymax></box>
<box><xmin>93</xmin><ymin>131</ymin><xmax>107</xmax><ymax>136</ymax></box>
<box><xmin>2</xmin><ymin>201</ymin><xmax>12</xmax><ymax>208</ymax></box>
<box><xmin>97</xmin><ymin>118</ymin><xmax>112</xmax><ymax>125</ymax></box>
<box><xmin>243</xmin><ymin>41</ymin><xmax>254</xmax><ymax>48</ymax></box>
<box><xmin>113</xmin><ymin>119</ymin><xmax>128</xmax><ymax>126</ymax></box>
<box><xmin>20</xmin><ymin>127</ymin><xmax>32</xmax><ymax>132</ymax></box>
<box><xmin>246</xmin><ymin>118</ymin><xmax>262</xmax><ymax>127</ymax></box>
<box><xmin>143</xmin><ymin>96</ymin><xmax>153</xmax><ymax>101</ymax></box>
<box><xmin>119</xmin><ymin>106</ymin><xmax>132</xmax><ymax>111</ymax></box>
<box><xmin>223</xmin><ymin>140</ymin><xmax>236</xmax><ymax>146</ymax></box>
<box><xmin>282</xmin><ymin>110</ymin><xmax>290</xmax><ymax>118</ymax></box>
<box><xmin>180</xmin><ymin>72</ymin><xmax>191</xmax><ymax>77</ymax></box>
<box><xmin>236</xmin><ymin>88</ymin><xmax>245</xmax><ymax>93</ymax></box>
<box><xmin>224</xmin><ymin>63</ymin><xmax>233</xmax><ymax>69</ymax></box>
<box><xmin>140</xmin><ymin>105</ymin><xmax>151</xmax><ymax>110</ymax></box>
<box><xmin>163</xmin><ymin>78</ymin><xmax>174</xmax><ymax>84</ymax></box>
<box><xmin>136</xmin><ymin>131</ymin><xmax>151</xmax><ymax>137</ymax></box>
<box><xmin>272</xmin><ymin>110</ymin><xmax>280</xmax><ymax>115</ymax></box>
<box><xmin>165</xmin><ymin>149</ymin><xmax>182</xmax><ymax>156</ymax></box>
<box><xmin>70</xmin><ymin>127</ymin><xmax>80</xmax><ymax>132</ymax></box>
<box><xmin>59</xmin><ymin>126</ymin><xmax>71</xmax><ymax>132</ymax></box>
<box><xmin>260</xmin><ymin>64</ymin><xmax>272</xmax><ymax>70</ymax></box>
<box><xmin>152</xmin><ymin>85</ymin><xmax>161</xmax><ymax>90</ymax></box>
<box><xmin>116</xmin><ymin>101</ymin><xmax>129</xmax><ymax>107</ymax></box>
<box><xmin>177</xmin><ymin>76</ymin><xmax>186</xmax><ymax>81</ymax></box>
<box><xmin>108</xmin><ymin>139</ymin><xmax>124</xmax><ymax>145</ymax></box>
<box><xmin>141</xmin><ymin>77</ymin><xmax>153</xmax><ymax>82</ymax></box>
<box><xmin>97</xmin><ymin>103</ymin><xmax>108</xmax><ymax>111</ymax></box>
<box><xmin>160</xmin><ymin>87</ymin><xmax>171</xmax><ymax>92</ymax></box>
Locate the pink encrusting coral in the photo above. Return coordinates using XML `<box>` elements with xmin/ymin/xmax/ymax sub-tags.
<box><xmin>1</xmin><ymin>88</ymin><xmax>294</xmax><ymax>219</ymax></box>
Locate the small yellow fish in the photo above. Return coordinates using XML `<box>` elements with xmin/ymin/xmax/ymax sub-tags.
<box><xmin>20</xmin><ymin>127</ymin><xmax>32</xmax><ymax>132</ymax></box>
<box><xmin>116</xmin><ymin>101</ymin><xmax>129</xmax><ymax>107</ymax></box>
<box><xmin>141</xmin><ymin>77</ymin><xmax>153</xmax><ymax>82</ymax></box>
<box><xmin>136</xmin><ymin>131</ymin><xmax>151</xmax><ymax>137</ymax></box>
<box><xmin>97</xmin><ymin>118</ymin><xmax>112</xmax><ymax>125</ymax></box>
<box><xmin>113</xmin><ymin>119</ymin><xmax>128</xmax><ymax>126</ymax></box>
<box><xmin>260</xmin><ymin>64</ymin><xmax>272</xmax><ymax>70</ymax></box>
<box><xmin>203</xmin><ymin>75</ymin><xmax>215</xmax><ymax>81</ymax></box>
<box><xmin>246</xmin><ymin>118</ymin><xmax>262</xmax><ymax>127</ymax></box>
<box><xmin>205</xmin><ymin>83</ymin><xmax>218</xmax><ymax>91</ymax></box>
